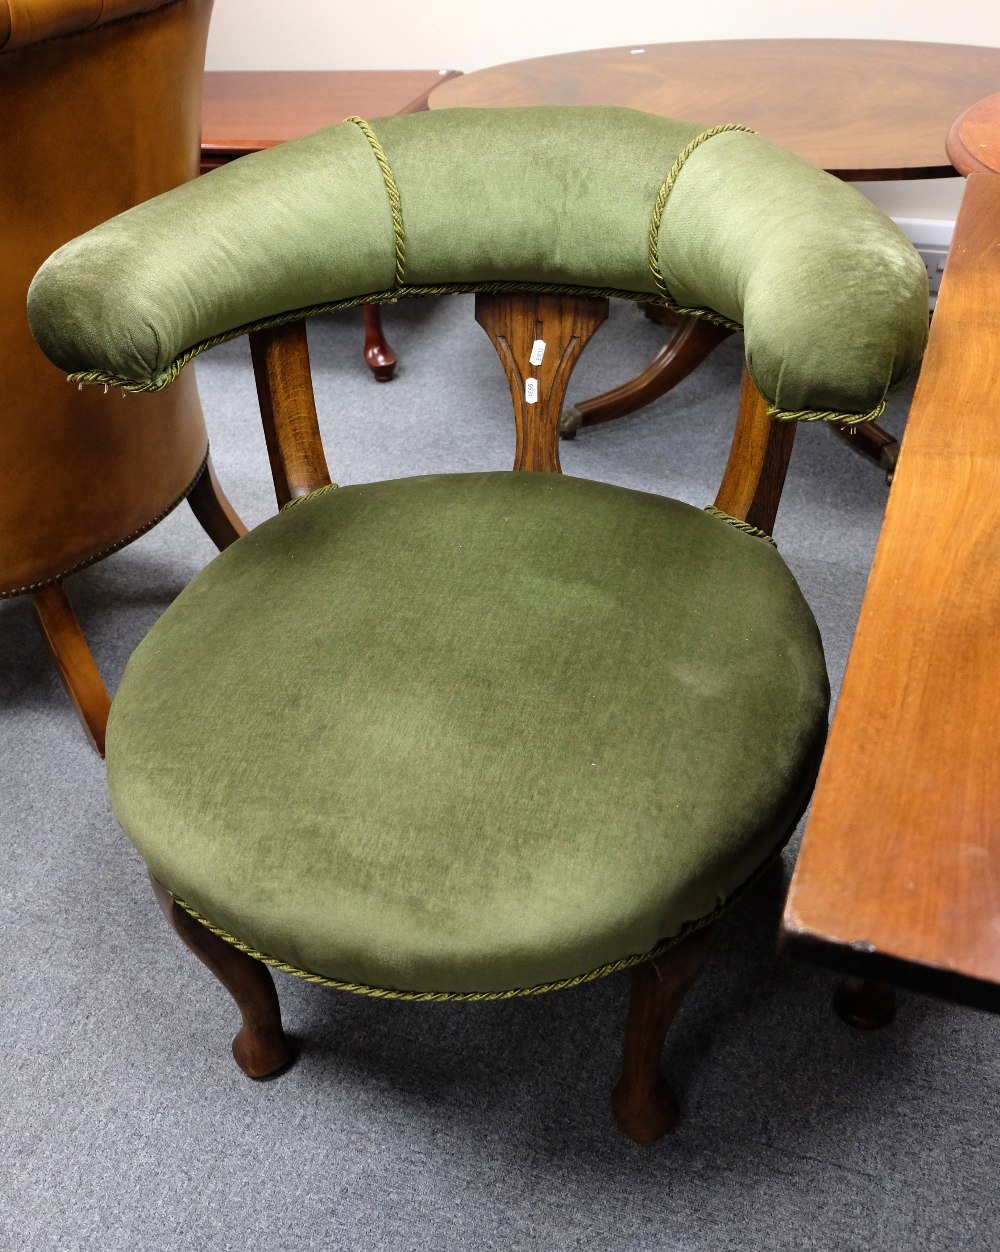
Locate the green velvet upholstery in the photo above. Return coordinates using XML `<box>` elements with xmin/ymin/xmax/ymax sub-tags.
<box><xmin>26</xmin><ymin>103</ymin><xmax>927</xmax><ymax>1035</ymax></box>
<box><xmin>27</xmin><ymin>106</ymin><xmax>928</xmax><ymax>421</ymax></box>
<box><xmin>107</xmin><ymin>473</ymin><xmax>829</xmax><ymax>996</ymax></box>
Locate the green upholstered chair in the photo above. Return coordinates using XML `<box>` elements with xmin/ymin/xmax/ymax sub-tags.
<box><xmin>28</xmin><ymin>106</ymin><xmax>928</xmax><ymax>1142</ymax></box>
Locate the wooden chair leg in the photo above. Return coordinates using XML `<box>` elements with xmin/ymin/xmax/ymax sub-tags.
<box><xmin>833</xmin><ymin>976</ymin><xmax>897</xmax><ymax>1029</ymax></box>
<box><xmin>32</xmin><ymin>582</ymin><xmax>111</xmax><ymax>756</ymax></box>
<box><xmin>150</xmin><ymin>877</ymin><xmax>293</xmax><ymax>1078</ymax></box>
<box><xmin>612</xmin><ymin>925</ymin><xmax>715</xmax><ymax>1143</ymax></box>
<box><xmin>362</xmin><ymin>302</ymin><xmax>397</xmax><ymax>382</ymax></box>
<box><xmin>186</xmin><ymin>453</ymin><xmax>248</xmax><ymax>551</ymax></box>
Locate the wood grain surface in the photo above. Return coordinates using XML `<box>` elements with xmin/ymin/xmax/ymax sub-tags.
<box><xmin>202</xmin><ymin>69</ymin><xmax>461</xmax><ymax>161</ymax></box>
<box><xmin>781</xmin><ymin>172</ymin><xmax>1000</xmax><ymax>1010</ymax></box>
<box><xmin>32</xmin><ymin>583</ymin><xmax>112</xmax><ymax>756</ymax></box>
<box><xmin>713</xmin><ymin>370</ymin><xmax>797</xmax><ymax>535</ymax></box>
<box><xmin>249</xmin><ymin>321</ymin><xmax>332</xmax><ymax>509</ymax></box>
<box><xmin>947</xmin><ymin>91</ymin><xmax>1000</xmax><ymax>175</ymax></box>
<box><xmin>429</xmin><ymin>40</ymin><xmax>1000</xmax><ymax>178</ymax></box>
<box><xmin>475</xmin><ymin>293</ymin><xmax>609</xmax><ymax>472</ymax></box>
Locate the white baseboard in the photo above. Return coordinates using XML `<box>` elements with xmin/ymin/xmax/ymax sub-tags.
<box><xmin>893</xmin><ymin>216</ymin><xmax>955</xmax><ymax>248</ymax></box>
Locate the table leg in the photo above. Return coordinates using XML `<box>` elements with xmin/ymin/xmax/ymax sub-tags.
<box><xmin>832</xmin><ymin>421</ymin><xmax>899</xmax><ymax>481</ymax></box>
<box><xmin>560</xmin><ymin>306</ymin><xmax>900</xmax><ymax>481</ymax></box>
<box><xmin>559</xmin><ymin>308</ymin><xmax>732</xmax><ymax>437</ymax></box>
<box><xmin>362</xmin><ymin>303</ymin><xmax>397</xmax><ymax>382</ymax></box>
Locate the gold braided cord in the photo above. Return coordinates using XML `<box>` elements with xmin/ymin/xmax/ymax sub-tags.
<box><xmin>167</xmin><ymin>833</ymin><xmax>795</xmax><ymax>1005</ymax></box>
<box><xmin>767</xmin><ymin>398</ymin><xmax>888</xmax><ymax>426</ymax></box>
<box><xmin>280</xmin><ymin>482</ymin><xmax>340</xmax><ymax>510</ymax></box>
<box><xmin>65</xmin><ymin>280</ymin><xmax>673</xmax><ymax>394</ymax></box>
<box><xmin>65</xmin><ymin>288</ymin><xmax>887</xmax><ymax>433</ymax></box>
<box><xmin>703</xmin><ymin>505</ymin><xmax>777</xmax><ymax>547</ymax></box>
<box><xmin>647</xmin><ymin>124</ymin><xmax>756</xmax><ymax>310</ymax></box>
<box><xmin>344</xmin><ymin>116</ymin><xmax>406</xmax><ymax>289</ymax></box>
<box><xmin>169</xmin><ymin>899</ymin><xmax>703</xmax><ymax>1001</ymax></box>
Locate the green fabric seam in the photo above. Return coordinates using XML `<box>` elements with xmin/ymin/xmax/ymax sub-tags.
<box><xmin>165</xmin><ymin>829</ymin><xmax>794</xmax><ymax>1004</ymax></box>
<box><xmin>344</xmin><ymin>116</ymin><xmax>406</xmax><ymax>289</ymax></box>
<box><xmin>703</xmin><ymin>505</ymin><xmax>777</xmax><ymax>546</ymax></box>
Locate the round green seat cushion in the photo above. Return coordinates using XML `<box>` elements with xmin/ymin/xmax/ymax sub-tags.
<box><xmin>107</xmin><ymin>471</ymin><xmax>829</xmax><ymax>997</ymax></box>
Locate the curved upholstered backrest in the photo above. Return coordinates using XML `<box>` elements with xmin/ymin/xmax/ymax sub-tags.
<box><xmin>28</xmin><ymin>105</ymin><xmax>928</xmax><ymax>422</ymax></box>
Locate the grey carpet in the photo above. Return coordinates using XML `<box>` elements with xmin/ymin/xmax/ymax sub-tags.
<box><xmin>3</xmin><ymin>296</ymin><xmax>997</xmax><ymax>1251</ymax></box>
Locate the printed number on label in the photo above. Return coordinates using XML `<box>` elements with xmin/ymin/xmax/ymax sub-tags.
<box><xmin>529</xmin><ymin>340</ymin><xmax>546</xmax><ymax>366</ymax></box>
<box><xmin>525</xmin><ymin>378</ymin><xmax>539</xmax><ymax>404</ymax></box>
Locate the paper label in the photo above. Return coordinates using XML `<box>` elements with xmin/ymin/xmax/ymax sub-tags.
<box><xmin>529</xmin><ymin>339</ymin><xmax>546</xmax><ymax>366</ymax></box>
<box><xmin>525</xmin><ymin>378</ymin><xmax>539</xmax><ymax>404</ymax></box>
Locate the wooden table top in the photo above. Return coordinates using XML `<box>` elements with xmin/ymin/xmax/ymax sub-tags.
<box><xmin>430</xmin><ymin>39</ymin><xmax>1000</xmax><ymax>179</ymax></box>
<box><xmin>781</xmin><ymin>171</ymin><xmax>1000</xmax><ymax>1011</ymax></box>
<box><xmin>202</xmin><ymin>69</ymin><xmax>461</xmax><ymax>160</ymax></box>
<box><xmin>947</xmin><ymin>91</ymin><xmax>1000</xmax><ymax>175</ymax></box>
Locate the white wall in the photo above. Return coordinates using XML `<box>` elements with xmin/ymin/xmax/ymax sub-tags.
<box><xmin>204</xmin><ymin>2</ymin><xmax>999</xmax><ymax>72</ymax></box>
<box><xmin>206</xmin><ymin>1</ymin><xmax>1000</xmax><ymax>225</ymax></box>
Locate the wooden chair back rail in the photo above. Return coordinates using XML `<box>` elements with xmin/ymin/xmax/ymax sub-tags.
<box><xmin>250</xmin><ymin>296</ymin><xmax>793</xmax><ymax>530</ymax></box>
<box><xmin>474</xmin><ymin>293</ymin><xmax>609</xmax><ymax>472</ymax></box>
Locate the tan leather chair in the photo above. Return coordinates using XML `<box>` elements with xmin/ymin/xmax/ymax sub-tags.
<box><xmin>0</xmin><ymin>0</ymin><xmax>242</xmax><ymax>754</ymax></box>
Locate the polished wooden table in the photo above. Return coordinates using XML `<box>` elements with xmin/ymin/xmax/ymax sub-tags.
<box><xmin>947</xmin><ymin>90</ymin><xmax>1000</xmax><ymax>175</ymax></box>
<box><xmin>431</xmin><ymin>40</ymin><xmax>1000</xmax><ymax>178</ymax></box>
<box><xmin>201</xmin><ymin>70</ymin><xmax>461</xmax><ymax>380</ymax></box>
<box><xmin>431</xmin><ymin>40</ymin><xmax>1000</xmax><ymax>466</ymax></box>
<box><xmin>781</xmin><ymin>171</ymin><xmax>1000</xmax><ymax>1013</ymax></box>
<box><xmin>202</xmin><ymin>69</ymin><xmax>460</xmax><ymax>170</ymax></box>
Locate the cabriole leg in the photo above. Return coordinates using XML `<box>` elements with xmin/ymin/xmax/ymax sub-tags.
<box><xmin>612</xmin><ymin>925</ymin><xmax>715</xmax><ymax>1143</ymax></box>
<box><xmin>150</xmin><ymin>876</ymin><xmax>293</xmax><ymax>1078</ymax></box>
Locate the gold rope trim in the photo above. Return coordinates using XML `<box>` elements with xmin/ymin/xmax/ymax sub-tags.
<box><xmin>65</xmin><ymin>281</ymin><xmax>670</xmax><ymax>393</ymax></box>
<box><xmin>280</xmin><ymin>482</ymin><xmax>340</xmax><ymax>510</ymax></box>
<box><xmin>166</xmin><ymin>825</ymin><xmax>800</xmax><ymax>1004</ymax></box>
<box><xmin>767</xmin><ymin>398</ymin><xmax>888</xmax><ymax>427</ymax></box>
<box><xmin>704</xmin><ymin>505</ymin><xmax>777</xmax><ymax>547</ymax></box>
<box><xmin>63</xmin><ymin>283</ymin><xmax>893</xmax><ymax>431</ymax></box>
<box><xmin>647</xmin><ymin>123</ymin><xmax>755</xmax><ymax>327</ymax></box>
<box><xmin>344</xmin><ymin>116</ymin><xmax>406</xmax><ymax>289</ymax></box>
<box><xmin>169</xmin><ymin>899</ymin><xmax>706</xmax><ymax>1001</ymax></box>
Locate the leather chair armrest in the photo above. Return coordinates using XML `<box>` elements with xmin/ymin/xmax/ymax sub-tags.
<box><xmin>0</xmin><ymin>0</ymin><xmax>176</xmax><ymax>53</ymax></box>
